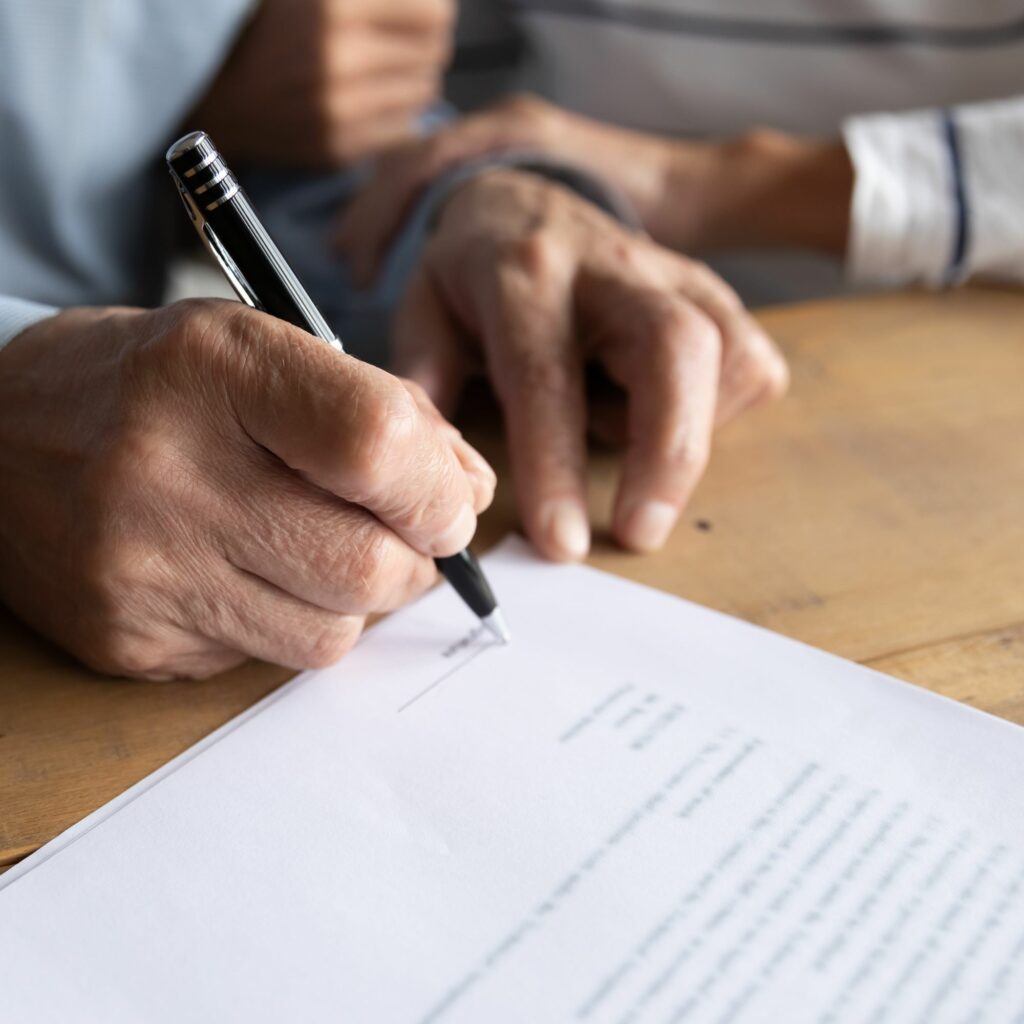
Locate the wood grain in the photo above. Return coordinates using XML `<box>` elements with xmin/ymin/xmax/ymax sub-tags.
<box><xmin>2</xmin><ymin>286</ymin><xmax>1023</xmax><ymax>870</ymax></box>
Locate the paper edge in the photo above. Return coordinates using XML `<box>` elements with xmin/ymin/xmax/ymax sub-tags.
<box><xmin>5</xmin><ymin>533</ymin><xmax>1019</xmax><ymax>891</ymax></box>
<box><xmin>0</xmin><ymin>537</ymin><xmax>528</xmax><ymax>891</ymax></box>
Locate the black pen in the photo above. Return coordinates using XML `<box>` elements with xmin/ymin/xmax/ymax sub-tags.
<box><xmin>166</xmin><ymin>131</ymin><xmax>510</xmax><ymax>645</ymax></box>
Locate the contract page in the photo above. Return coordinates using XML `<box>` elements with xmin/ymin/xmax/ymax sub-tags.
<box><xmin>2</xmin><ymin>538</ymin><xmax>1023</xmax><ymax>1023</ymax></box>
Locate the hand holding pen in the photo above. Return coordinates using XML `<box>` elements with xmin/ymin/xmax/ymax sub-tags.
<box><xmin>2</xmin><ymin>297</ymin><xmax>500</xmax><ymax>680</ymax></box>
<box><xmin>167</xmin><ymin>132</ymin><xmax>510</xmax><ymax>644</ymax></box>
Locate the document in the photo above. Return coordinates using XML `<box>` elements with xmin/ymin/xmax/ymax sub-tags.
<box><xmin>3</xmin><ymin>538</ymin><xmax>1024</xmax><ymax>1023</ymax></box>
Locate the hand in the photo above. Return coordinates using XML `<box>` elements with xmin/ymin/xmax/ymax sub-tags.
<box><xmin>190</xmin><ymin>0</ymin><xmax>455</xmax><ymax>167</ymax></box>
<box><xmin>392</xmin><ymin>170</ymin><xmax>788</xmax><ymax>562</ymax></box>
<box><xmin>336</xmin><ymin>94</ymin><xmax>853</xmax><ymax>278</ymax></box>
<box><xmin>0</xmin><ymin>300</ymin><xmax>494</xmax><ymax>680</ymax></box>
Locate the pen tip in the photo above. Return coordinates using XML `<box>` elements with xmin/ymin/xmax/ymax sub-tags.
<box><xmin>482</xmin><ymin>609</ymin><xmax>512</xmax><ymax>646</ymax></box>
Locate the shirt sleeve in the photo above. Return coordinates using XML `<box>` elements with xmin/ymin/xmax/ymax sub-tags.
<box><xmin>0</xmin><ymin>0</ymin><xmax>258</xmax><ymax>313</ymax></box>
<box><xmin>843</xmin><ymin>95</ymin><xmax>1024</xmax><ymax>287</ymax></box>
<box><xmin>0</xmin><ymin>297</ymin><xmax>57</xmax><ymax>350</ymax></box>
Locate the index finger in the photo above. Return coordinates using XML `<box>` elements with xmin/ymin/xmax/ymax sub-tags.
<box><xmin>213</xmin><ymin>305</ymin><xmax>480</xmax><ymax>558</ymax></box>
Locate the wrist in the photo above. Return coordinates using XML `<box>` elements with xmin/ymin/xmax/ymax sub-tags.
<box><xmin>655</xmin><ymin>130</ymin><xmax>854</xmax><ymax>255</ymax></box>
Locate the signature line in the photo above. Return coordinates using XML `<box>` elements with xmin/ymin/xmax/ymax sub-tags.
<box><xmin>397</xmin><ymin>643</ymin><xmax>496</xmax><ymax>714</ymax></box>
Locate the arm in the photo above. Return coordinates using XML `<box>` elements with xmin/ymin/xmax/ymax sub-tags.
<box><xmin>0</xmin><ymin>301</ymin><xmax>493</xmax><ymax>679</ymax></box>
<box><xmin>336</xmin><ymin>92</ymin><xmax>1024</xmax><ymax>288</ymax></box>
<box><xmin>658</xmin><ymin>94</ymin><xmax>1024</xmax><ymax>285</ymax></box>
<box><xmin>332</xmin><ymin>95</ymin><xmax>851</xmax><ymax>278</ymax></box>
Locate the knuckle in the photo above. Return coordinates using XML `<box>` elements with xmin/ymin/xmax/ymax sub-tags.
<box><xmin>734</xmin><ymin>332</ymin><xmax>790</xmax><ymax>403</ymax></box>
<box><xmin>84</xmin><ymin>626</ymin><xmax>170</xmax><ymax>679</ymax></box>
<box><xmin>300</xmin><ymin>617</ymin><xmax>362</xmax><ymax>669</ymax></box>
<box><xmin>504</xmin><ymin>230</ymin><xmax>562</xmax><ymax>279</ymax></box>
<box><xmin>650</xmin><ymin>427</ymin><xmax>710</xmax><ymax>482</ymax></box>
<box><xmin>716</xmin><ymin>280</ymin><xmax>744</xmax><ymax>311</ymax></box>
<box><xmin>761</xmin><ymin>345</ymin><xmax>791</xmax><ymax>399</ymax></box>
<box><xmin>344</xmin><ymin>381</ymin><xmax>419</xmax><ymax>497</ymax></box>
<box><xmin>81</xmin><ymin>430</ymin><xmax>184</xmax><ymax>522</ymax></box>
<box><xmin>399</xmin><ymin>377</ymin><xmax>430</xmax><ymax>409</ymax></box>
<box><xmin>504</xmin><ymin>348</ymin><xmax>568</xmax><ymax>402</ymax></box>
<box><xmin>403</xmin><ymin>460</ymin><xmax>467</xmax><ymax>541</ymax></box>
<box><xmin>609</xmin><ymin>236</ymin><xmax>646</xmax><ymax>272</ymax></box>
<box><xmin>337</xmin><ymin>526</ymin><xmax>391</xmax><ymax>610</ymax></box>
<box><xmin>76</xmin><ymin>539</ymin><xmax>136</xmax><ymax>612</ymax></box>
<box><xmin>685</xmin><ymin>258</ymin><xmax>714</xmax><ymax>279</ymax></box>
<box><xmin>167</xmin><ymin>299</ymin><xmax>236</xmax><ymax>356</ymax></box>
<box><xmin>652</xmin><ymin>302</ymin><xmax>718</xmax><ymax>352</ymax></box>
<box><xmin>127</xmin><ymin>300</ymin><xmax>240</xmax><ymax>389</ymax></box>
<box><xmin>671</xmin><ymin>435</ymin><xmax>711</xmax><ymax>475</ymax></box>
<box><xmin>689</xmin><ymin>258</ymin><xmax>743</xmax><ymax>309</ymax></box>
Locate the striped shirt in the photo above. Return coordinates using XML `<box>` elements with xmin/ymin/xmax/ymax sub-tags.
<box><xmin>451</xmin><ymin>1</ymin><xmax>1024</xmax><ymax>301</ymax></box>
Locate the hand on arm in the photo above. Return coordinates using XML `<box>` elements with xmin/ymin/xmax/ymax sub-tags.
<box><xmin>0</xmin><ymin>301</ymin><xmax>494</xmax><ymax>679</ymax></box>
<box><xmin>189</xmin><ymin>0</ymin><xmax>455</xmax><ymax>167</ymax></box>
<box><xmin>395</xmin><ymin>170</ymin><xmax>788</xmax><ymax>562</ymax></box>
<box><xmin>336</xmin><ymin>94</ymin><xmax>853</xmax><ymax>278</ymax></box>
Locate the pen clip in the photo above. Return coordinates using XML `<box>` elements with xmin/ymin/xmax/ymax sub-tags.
<box><xmin>169</xmin><ymin>171</ymin><xmax>259</xmax><ymax>310</ymax></box>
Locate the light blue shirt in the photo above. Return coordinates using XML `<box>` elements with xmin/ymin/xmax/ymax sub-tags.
<box><xmin>0</xmin><ymin>0</ymin><xmax>257</xmax><ymax>345</ymax></box>
<box><xmin>0</xmin><ymin>1</ymin><xmax>627</xmax><ymax>361</ymax></box>
<box><xmin>0</xmin><ymin>0</ymin><xmax>450</xmax><ymax>363</ymax></box>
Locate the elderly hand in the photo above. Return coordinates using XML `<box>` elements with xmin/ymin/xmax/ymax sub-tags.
<box><xmin>336</xmin><ymin>94</ymin><xmax>853</xmax><ymax>277</ymax></box>
<box><xmin>191</xmin><ymin>0</ymin><xmax>455</xmax><ymax>166</ymax></box>
<box><xmin>0</xmin><ymin>300</ymin><xmax>494</xmax><ymax>680</ymax></box>
<box><xmin>390</xmin><ymin>170</ymin><xmax>788</xmax><ymax>562</ymax></box>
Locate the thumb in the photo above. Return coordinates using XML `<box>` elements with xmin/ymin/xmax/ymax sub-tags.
<box><xmin>393</xmin><ymin>267</ymin><xmax>471</xmax><ymax>419</ymax></box>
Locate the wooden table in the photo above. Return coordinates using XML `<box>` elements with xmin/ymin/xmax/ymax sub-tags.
<box><xmin>3</xmin><ymin>287</ymin><xmax>1024</xmax><ymax>874</ymax></box>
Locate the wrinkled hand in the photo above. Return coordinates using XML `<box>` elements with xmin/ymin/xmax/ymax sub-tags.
<box><xmin>191</xmin><ymin>0</ymin><xmax>455</xmax><ymax>166</ymax></box>
<box><xmin>0</xmin><ymin>301</ymin><xmax>494</xmax><ymax>679</ymax></box>
<box><xmin>336</xmin><ymin>93</ymin><xmax>853</xmax><ymax>276</ymax></box>
<box><xmin>336</xmin><ymin>94</ymin><xmax>685</xmax><ymax>281</ymax></box>
<box><xmin>392</xmin><ymin>170</ymin><xmax>788</xmax><ymax>561</ymax></box>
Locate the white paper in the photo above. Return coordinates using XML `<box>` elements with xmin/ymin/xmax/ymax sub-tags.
<box><xmin>3</xmin><ymin>537</ymin><xmax>1024</xmax><ymax>1023</ymax></box>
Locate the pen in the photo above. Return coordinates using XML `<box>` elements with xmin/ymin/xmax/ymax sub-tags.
<box><xmin>166</xmin><ymin>131</ymin><xmax>510</xmax><ymax>645</ymax></box>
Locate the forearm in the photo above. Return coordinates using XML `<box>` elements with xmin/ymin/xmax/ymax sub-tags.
<box><xmin>647</xmin><ymin>95</ymin><xmax>1024</xmax><ymax>286</ymax></box>
<box><xmin>522</xmin><ymin>106</ymin><xmax>854</xmax><ymax>257</ymax></box>
<box><xmin>653</xmin><ymin>131</ymin><xmax>853</xmax><ymax>256</ymax></box>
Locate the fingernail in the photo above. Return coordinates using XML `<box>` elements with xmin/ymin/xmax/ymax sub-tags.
<box><xmin>540</xmin><ymin>500</ymin><xmax>590</xmax><ymax>561</ymax></box>
<box><xmin>622</xmin><ymin>500</ymin><xmax>678</xmax><ymax>552</ymax></box>
<box><xmin>432</xmin><ymin>502</ymin><xmax>477</xmax><ymax>556</ymax></box>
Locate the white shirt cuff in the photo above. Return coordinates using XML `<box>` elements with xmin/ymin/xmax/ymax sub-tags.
<box><xmin>956</xmin><ymin>96</ymin><xmax>1024</xmax><ymax>283</ymax></box>
<box><xmin>0</xmin><ymin>297</ymin><xmax>58</xmax><ymax>351</ymax></box>
<box><xmin>842</xmin><ymin>109</ymin><xmax>954</xmax><ymax>287</ymax></box>
<box><xmin>844</xmin><ymin>96</ymin><xmax>1024</xmax><ymax>287</ymax></box>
